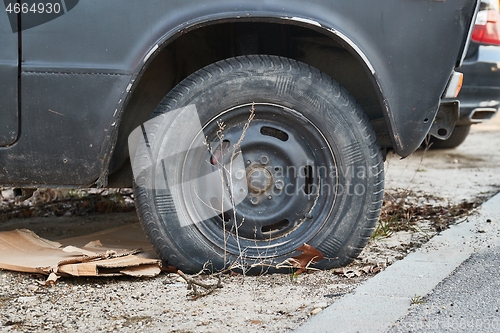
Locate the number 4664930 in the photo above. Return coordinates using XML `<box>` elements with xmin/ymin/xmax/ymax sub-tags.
<box><xmin>5</xmin><ymin>2</ymin><xmax>61</xmax><ymax>14</ymax></box>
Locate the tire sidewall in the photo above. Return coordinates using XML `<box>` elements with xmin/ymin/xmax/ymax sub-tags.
<box><xmin>136</xmin><ymin>56</ymin><xmax>383</xmax><ymax>273</ymax></box>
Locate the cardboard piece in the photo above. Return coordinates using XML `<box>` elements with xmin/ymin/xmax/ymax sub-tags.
<box><xmin>0</xmin><ymin>224</ymin><xmax>162</xmax><ymax>279</ymax></box>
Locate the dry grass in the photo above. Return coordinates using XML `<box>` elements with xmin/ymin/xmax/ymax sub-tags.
<box><xmin>372</xmin><ymin>189</ymin><xmax>481</xmax><ymax>240</ymax></box>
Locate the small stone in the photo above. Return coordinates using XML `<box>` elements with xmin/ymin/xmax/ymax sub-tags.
<box><xmin>310</xmin><ymin>308</ymin><xmax>322</xmax><ymax>315</ymax></box>
<box><xmin>18</xmin><ymin>296</ymin><xmax>37</xmax><ymax>304</ymax></box>
<box><xmin>27</xmin><ymin>285</ymin><xmax>39</xmax><ymax>292</ymax></box>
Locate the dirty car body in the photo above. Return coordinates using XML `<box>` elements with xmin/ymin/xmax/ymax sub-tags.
<box><xmin>0</xmin><ymin>0</ymin><xmax>479</xmax><ymax>273</ymax></box>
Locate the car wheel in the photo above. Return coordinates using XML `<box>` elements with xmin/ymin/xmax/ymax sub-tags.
<box><xmin>428</xmin><ymin>125</ymin><xmax>471</xmax><ymax>149</ymax></box>
<box><xmin>132</xmin><ymin>55</ymin><xmax>384</xmax><ymax>274</ymax></box>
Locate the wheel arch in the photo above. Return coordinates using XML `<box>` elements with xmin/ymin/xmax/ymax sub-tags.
<box><xmin>107</xmin><ymin>16</ymin><xmax>391</xmax><ymax>187</ymax></box>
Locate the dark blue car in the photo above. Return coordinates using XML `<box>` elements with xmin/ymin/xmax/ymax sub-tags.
<box><xmin>0</xmin><ymin>0</ymin><xmax>480</xmax><ymax>273</ymax></box>
<box><xmin>431</xmin><ymin>0</ymin><xmax>500</xmax><ymax>148</ymax></box>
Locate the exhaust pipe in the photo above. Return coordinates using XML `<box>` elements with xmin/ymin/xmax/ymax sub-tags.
<box><xmin>468</xmin><ymin>108</ymin><xmax>497</xmax><ymax>123</ymax></box>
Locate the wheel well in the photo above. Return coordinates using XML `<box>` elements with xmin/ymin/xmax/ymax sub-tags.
<box><xmin>108</xmin><ymin>21</ymin><xmax>389</xmax><ymax>187</ymax></box>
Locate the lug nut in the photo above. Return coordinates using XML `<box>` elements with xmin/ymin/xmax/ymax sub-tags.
<box><xmin>275</xmin><ymin>180</ymin><xmax>284</xmax><ymax>190</ymax></box>
<box><xmin>259</xmin><ymin>155</ymin><xmax>269</xmax><ymax>165</ymax></box>
<box><xmin>250</xmin><ymin>197</ymin><xmax>259</xmax><ymax>205</ymax></box>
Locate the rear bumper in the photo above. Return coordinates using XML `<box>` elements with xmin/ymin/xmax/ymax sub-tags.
<box><xmin>457</xmin><ymin>43</ymin><xmax>500</xmax><ymax>125</ymax></box>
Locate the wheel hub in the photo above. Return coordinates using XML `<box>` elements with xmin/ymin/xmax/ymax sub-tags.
<box><xmin>247</xmin><ymin>166</ymin><xmax>273</xmax><ymax>193</ymax></box>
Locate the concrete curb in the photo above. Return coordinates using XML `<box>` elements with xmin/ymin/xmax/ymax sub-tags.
<box><xmin>294</xmin><ymin>192</ymin><xmax>500</xmax><ymax>333</ymax></box>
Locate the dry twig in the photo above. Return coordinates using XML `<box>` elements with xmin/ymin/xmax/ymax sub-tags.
<box><xmin>176</xmin><ymin>270</ymin><xmax>223</xmax><ymax>300</ymax></box>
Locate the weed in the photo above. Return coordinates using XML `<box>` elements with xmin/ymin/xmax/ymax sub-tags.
<box><xmin>410</xmin><ymin>295</ymin><xmax>426</xmax><ymax>305</ymax></box>
<box><xmin>289</xmin><ymin>270</ymin><xmax>300</xmax><ymax>284</ymax></box>
<box><xmin>371</xmin><ymin>220</ymin><xmax>395</xmax><ymax>240</ymax></box>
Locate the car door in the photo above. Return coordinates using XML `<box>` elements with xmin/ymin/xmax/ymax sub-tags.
<box><xmin>0</xmin><ymin>7</ymin><xmax>18</xmax><ymax>146</ymax></box>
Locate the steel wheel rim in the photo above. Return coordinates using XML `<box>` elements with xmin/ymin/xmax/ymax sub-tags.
<box><xmin>180</xmin><ymin>103</ymin><xmax>339</xmax><ymax>257</ymax></box>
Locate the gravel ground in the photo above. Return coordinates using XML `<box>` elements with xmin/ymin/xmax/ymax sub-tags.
<box><xmin>0</xmin><ymin>203</ymin><xmax>469</xmax><ymax>333</ymax></box>
<box><xmin>0</xmin><ymin>115</ymin><xmax>499</xmax><ymax>332</ymax></box>
<box><xmin>0</xmin><ymin>269</ymin><xmax>366</xmax><ymax>332</ymax></box>
<box><xmin>0</xmin><ymin>203</ymin><xmax>491</xmax><ymax>333</ymax></box>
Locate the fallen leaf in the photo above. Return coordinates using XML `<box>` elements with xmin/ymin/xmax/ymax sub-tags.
<box><xmin>284</xmin><ymin>243</ymin><xmax>324</xmax><ymax>274</ymax></box>
<box><xmin>361</xmin><ymin>265</ymin><xmax>373</xmax><ymax>274</ymax></box>
<box><xmin>343</xmin><ymin>269</ymin><xmax>361</xmax><ymax>278</ymax></box>
<box><xmin>336</xmin><ymin>263</ymin><xmax>384</xmax><ymax>278</ymax></box>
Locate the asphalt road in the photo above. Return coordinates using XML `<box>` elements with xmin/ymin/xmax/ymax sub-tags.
<box><xmin>389</xmin><ymin>245</ymin><xmax>500</xmax><ymax>333</ymax></box>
